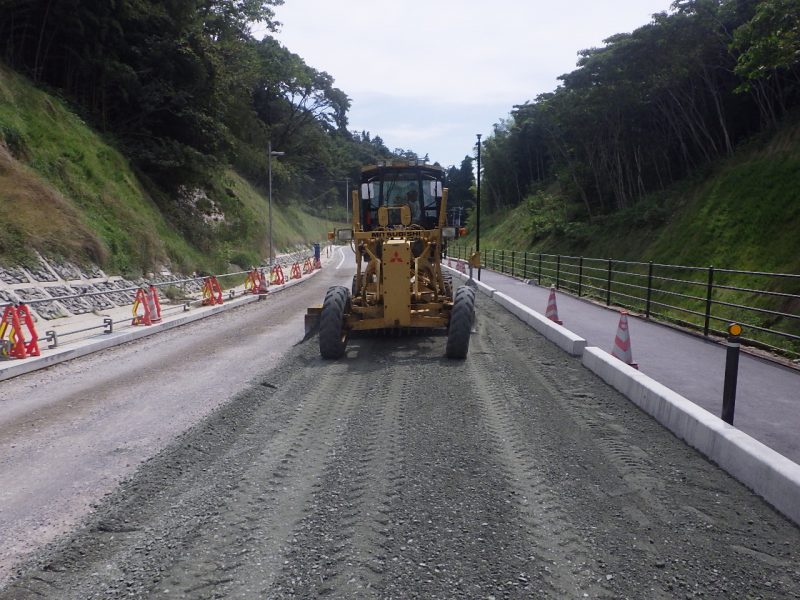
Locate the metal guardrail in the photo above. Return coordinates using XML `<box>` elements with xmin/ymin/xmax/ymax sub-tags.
<box><xmin>0</xmin><ymin>248</ymin><xmax>321</xmax><ymax>349</ymax></box>
<box><xmin>451</xmin><ymin>245</ymin><xmax>800</xmax><ymax>359</ymax></box>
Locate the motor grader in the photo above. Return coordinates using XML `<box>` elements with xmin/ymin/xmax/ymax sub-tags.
<box><xmin>308</xmin><ymin>160</ymin><xmax>475</xmax><ymax>359</ymax></box>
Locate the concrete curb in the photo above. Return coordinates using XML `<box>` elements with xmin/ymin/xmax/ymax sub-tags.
<box><xmin>582</xmin><ymin>347</ymin><xmax>800</xmax><ymax>525</ymax></box>
<box><xmin>445</xmin><ymin>264</ymin><xmax>496</xmax><ymax>297</ymax></box>
<box><xmin>0</xmin><ymin>271</ymin><xmax>316</xmax><ymax>383</ymax></box>
<box><xmin>493</xmin><ymin>292</ymin><xmax>587</xmax><ymax>357</ymax></box>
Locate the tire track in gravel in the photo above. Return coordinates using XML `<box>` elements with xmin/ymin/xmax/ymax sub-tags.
<box><xmin>151</xmin><ymin>358</ymin><xmax>365</xmax><ymax>599</ymax></box>
<box><xmin>471</xmin><ymin>309</ymin><xmax>673</xmax><ymax>598</ymax></box>
<box><xmin>466</xmin><ymin>318</ymin><xmax>610</xmax><ymax>598</ymax></box>
<box><xmin>373</xmin><ymin>335</ymin><xmax>545</xmax><ymax>599</ymax></box>
<box><xmin>1</xmin><ymin>342</ymin><xmax>358</xmax><ymax>600</ymax></box>
<box><xmin>269</xmin><ymin>348</ymin><xmax>406</xmax><ymax>598</ymax></box>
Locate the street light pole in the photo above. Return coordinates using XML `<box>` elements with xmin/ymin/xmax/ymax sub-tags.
<box><xmin>345</xmin><ymin>177</ymin><xmax>350</xmax><ymax>224</ymax></box>
<box><xmin>476</xmin><ymin>133</ymin><xmax>482</xmax><ymax>281</ymax></box>
<box><xmin>267</xmin><ymin>140</ymin><xmax>285</xmax><ymax>266</ymax></box>
<box><xmin>329</xmin><ymin>178</ymin><xmax>351</xmax><ymax>224</ymax></box>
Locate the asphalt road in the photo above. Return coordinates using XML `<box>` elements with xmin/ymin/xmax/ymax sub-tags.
<box><xmin>2</xmin><ymin>262</ymin><xmax>798</xmax><ymax>598</ymax></box>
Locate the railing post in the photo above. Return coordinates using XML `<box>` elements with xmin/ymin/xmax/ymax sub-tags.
<box><xmin>645</xmin><ymin>261</ymin><xmax>654</xmax><ymax>319</ymax></box>
<box><xmin>538</xmin><ymin>253</ymin><xmax>543</xmax><ymax>285</ymax></box>
<box><xmin>606</xmin><ymin>258</ymin><xmax>613</xmax><ymax>306</ymax></box>
<box><xmin>46</xmin><ymin>330</ymin><xmax>58</xmax><ymax>349</ymax></box>
<box><xmin>511</xmin><ymin>251</ymin><xmax>516</xmax><ymax>277</ymax></box>
<box><xmin>577</xmin><ymin>257</ymin><xmax>583</xmax><ymax>297</ymax></box>
<box><xmin>722</xmin><ymin>323</ymin><xmax>742</xmax><ymax>424</ymax></box>
<box><xmin>704</xmin><ymin>266</ymin><xmax>715</xmax><ymax>337</ymax></box>
<box><xmin>523</xmin><ymin>251</ymin><xmax>529</xmax><ymax>279</ymax></box>
<box><xmin>556</xmin><ymin>255</ymin><xmax>561</xmax><ymax>289</ymax></box>
<box><xmin>493</xmin><ymin>249</ymin><xmax>497</xmax><ymax>270</ymax></box>
<box><xmin>500</xmin><ymin>249</ymin><xmax>505</xmax><ymax>274</ymax></box>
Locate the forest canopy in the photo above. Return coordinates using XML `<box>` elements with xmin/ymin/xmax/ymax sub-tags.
<box><xmin>0</xmin><ymin>0</ymin><xmax>416</xmax><ymax>222</ymax></box>
<box><xmin>480</xmin><ymin>0</ymin><xmax>800</xmax><ymax>229</ymax></box>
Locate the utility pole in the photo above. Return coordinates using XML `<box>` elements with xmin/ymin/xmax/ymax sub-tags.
<box><xmin>476</xmin><ymin>133</ymin><xmax>482</xmax><ymax>281</ymax></box>
<box><xmin>267</xmin><ymin>141</ymin><xmax>285</xmax><ymax>265</ymax></box>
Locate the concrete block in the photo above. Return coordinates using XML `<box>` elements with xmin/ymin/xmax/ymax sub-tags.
<box><xmin>443</xmin><ymin>265</ymin><xmax>495</xmax><ymax>297</ymax></box>
<box><xmin>493</xmin><ymin>292</ymin><xmax>587</xmax><ymax>357</ymax></box>
<box><xmin>582</xmin><ymin>346</ymin><xmax>800</xmax><ymax>526</ymax></box>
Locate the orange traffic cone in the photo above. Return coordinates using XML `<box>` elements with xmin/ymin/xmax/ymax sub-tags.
<box><xmin>611</xmin><ymin>310</ymin><xmax>638</xmax><ymax>369</ymax></box>
<box><xmin>545</xmin><ymin>285</ymin><xmax>562</xmax><ymax>325</ymax></box>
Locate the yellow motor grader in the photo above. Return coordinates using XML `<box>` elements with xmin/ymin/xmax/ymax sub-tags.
<box><xmin>309</xmin><ymin>160</ymin><xmax>475</xmax><ymax>359</ymax></box>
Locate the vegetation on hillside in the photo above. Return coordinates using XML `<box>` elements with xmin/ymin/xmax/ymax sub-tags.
<box><xmin>0</xmin><ymin>0</ymin><xmax>414</xmax><ymax>272</ymax></box>
<box><xmin>479</xmin><ymin>0</ymin><xmax>800</xmax><ymax>234</ymax></box>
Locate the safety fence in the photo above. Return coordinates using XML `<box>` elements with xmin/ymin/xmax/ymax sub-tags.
<box><xmin>450</xmin><ymin>246</ymin><xmax>800</xmax><ymax>359</ymax></box>
<box><xmin>0</xmin><ymin>248</ymin><xmax>324</xmax><ymax>359</ymax></box>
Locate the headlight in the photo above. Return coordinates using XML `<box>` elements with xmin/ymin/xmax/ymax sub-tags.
<box><xmin>442</xmin><ymin>226</ymin><xmax>456</xmax><ymax>239</ymax></box>
<box><xmin>337</xmin><ymin>228</ymin><xmax>353</xmax><ymax>241</ymax></box>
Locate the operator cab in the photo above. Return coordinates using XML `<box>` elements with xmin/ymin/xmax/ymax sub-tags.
<box><xmin>360</xmin><ymin>161</ymin><xmax>444</xmax><ymax>230</ymax></box>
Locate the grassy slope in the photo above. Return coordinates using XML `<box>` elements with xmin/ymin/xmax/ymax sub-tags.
<box><xmin>0</xmin><ymin>63</ymin><xmax>203</xmax><ymax>273</ymax></box>
<box><xmin>0</xmin><ymin>63</ymin><xmax>330</xmax><ymax>275</ymax></box>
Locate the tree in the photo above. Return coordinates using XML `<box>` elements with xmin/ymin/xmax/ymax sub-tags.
<box><xmin>446</xmin><ymin>156</ymin><xmax>475</xmax><ymax>214</ymax></box>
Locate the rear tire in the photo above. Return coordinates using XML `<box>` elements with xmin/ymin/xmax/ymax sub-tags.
<box><xmin>319</xmin><ymin>286</ymin><xmax>350</xmax><ymax>359</ymax></box>
<box><xmin>446</xmin><ymin>285</ymin><xmax>475</xmax><ymax>359</ymax></box>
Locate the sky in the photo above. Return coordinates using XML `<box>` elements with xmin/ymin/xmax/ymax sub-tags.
<box><xmin>266</xmin><ymin>0</ymin><xmax>673</xmax><ymax>169</ymax></box>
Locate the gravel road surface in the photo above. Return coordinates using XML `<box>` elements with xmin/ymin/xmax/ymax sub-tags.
<box><xmin>0</xmin><ymin>252</ymin><xmax>352</xmax><ymax>583</ymax></box>
<box><xmin>2</xmin><ymin>277</ymin><xmax>799</xmax><ymax>598</ymax></box>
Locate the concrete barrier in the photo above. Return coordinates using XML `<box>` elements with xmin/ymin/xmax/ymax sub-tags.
<box><xmin>493</xmin><ymin>292</ymin><xmax>587</xmax><ymax>357</ymax></box>
<box><xmin>582</xmin><ymin>346</ymin><xmax>800</xmax><ymax>525</ymax></box>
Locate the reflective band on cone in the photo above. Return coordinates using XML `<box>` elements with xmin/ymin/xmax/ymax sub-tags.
<box><xmin>611</xmin><ymin>310</ymin><xmax>638</xmax><ymax>369</ymax></box>
<box><xmin>545</xmin><ymin>285</ymin><xmax>563</xmax><ymax>325</ymax></box>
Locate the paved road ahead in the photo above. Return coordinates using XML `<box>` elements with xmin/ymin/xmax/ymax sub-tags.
<box><xmin>470</xmin><ymin>266</ymin><xmax>800</xmax><ymax>464</ymax></box>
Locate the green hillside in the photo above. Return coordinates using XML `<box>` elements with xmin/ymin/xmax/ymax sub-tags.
<box><xmin>468</xmin><ymin>120</ymin><xmax>800</xmax><ymax>274</ymax></box>
<box><xmin>0</xmin><ymin>64</ymin><xmax>331</xmax><ymax>275</ymax></box>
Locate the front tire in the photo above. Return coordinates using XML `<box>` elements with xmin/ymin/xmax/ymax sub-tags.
<box><xmin>446</xmin><ymin>285</ymin><xmax>475</xmax><ymax>359</ymax></box>
<box><xmin>319</xmin><ymin>286</ymin><xmax>350</xmax><ymax>359</ymax></box>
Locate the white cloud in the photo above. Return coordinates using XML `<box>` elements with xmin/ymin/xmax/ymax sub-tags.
<box><xmin>265</xmin><ymin>0</ymin><xmax>672</xmax><ymax>167</ymax></box>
